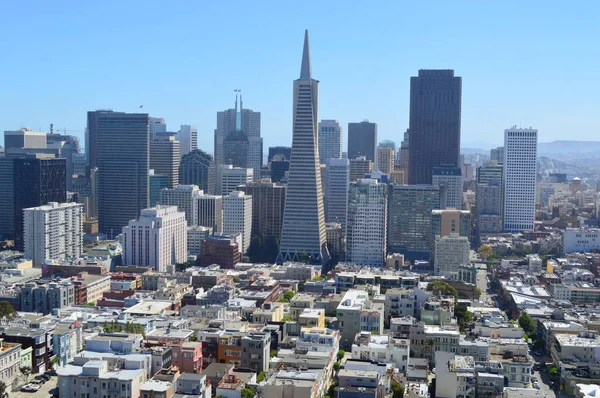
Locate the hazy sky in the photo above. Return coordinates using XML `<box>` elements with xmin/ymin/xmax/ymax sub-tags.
<box><xmin>1</xmin><ymin>1</ymin><xmax>599</xmax><ymax>153</ymax></box>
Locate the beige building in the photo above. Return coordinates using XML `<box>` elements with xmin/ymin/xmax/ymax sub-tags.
<box><xmin>376</xmin><ymin>146</ymin><xmax>395</xmax><ymax>174</ymax></box>
<box><xmin>0</xmin><ymin>339</ymin><xmax>22</xmax><ymax>392</ymax></box>
<box><xmin>298</xmin><ymin>308</ymin><xmax>325</xmax><ymax>328</ymax></box>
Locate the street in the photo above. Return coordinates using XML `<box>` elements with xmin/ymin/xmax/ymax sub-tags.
<box><xmin>477</xmin><ymin>268</ymin><xmax>488</xmax><ymax>302</ymax></box>
<box><xmin>11</xmin><ymin>377</ymin><xmax>57</xmax><ymax>398</ymax></box>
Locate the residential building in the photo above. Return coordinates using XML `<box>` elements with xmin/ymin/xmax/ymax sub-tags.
<box><xmin>351</xmin><ymin>332</ymin><xmax>410</xmax><ymax>371</ymax></box>
<box><xmin>337</xmin><ymin>289</ymin><xmax>385</xmax><ymax>347</ymax></box>
<box><xmin>175</xmin><ymin>373</ymin><xmax>212</xmax><ymax>398</ymax></box>
<box><xmin>551</xmin><ymin>330</ymin><xmax>600</xmax><ymax>365</ymax></box>
<box><xmin>176</xmin><ymin>124</ymin><xmax>198</xmax><ymax>159</ymax></box>
<box><xmin>241</xmin><ymin>332</ymin><xmax>270</xmax><ymax>372</ymax></box>
<box><xmin>52</xmin><ymin>321</ymin><xmax>83</xmax><ymax>367</ymax></box>
<box><xmin>563</xmin><ymin>228</ymin><xmax>600</xmax><ymax>253</ymax></box>
<box><xmin>277</xmin><ymin>31</ymin><xmax>329</xmax><ymax>264</ymax></box>
<box><xmin>179</xmin><ymin>149</ymin><xmax>213</xmax><ymax>193</ymax></box>
<box><xmin>223</xmin><ymin>191</ymin><xmax>252</xmax><ymax>253</ymax></box>
<box><xmin>434</xmin><ymin>233</ymin><xmax>470</xmax><ymax>280</ymax></box>
<box><xmin>432</xmin><ymin>166</ymin><xmax>463</xmax><ymax>209</ymax></box>
<box><xmin>408</xmin><ymin>70</ymin><xmax>462</xmax><ymax>185</ymax></box>
<box><xmin>199</xmin><ymin>235</ymin><xmax>241</xmax><ymax>268</ymax></box>
<box><xmin>349</xmin><ymin>156</ymin><xmax>373</xmax><ymax>182</ymax></box>
<box><xmin>346</xmin><ymin>179</ymin><xmax>388</xmax><ymax>267</ymax></box>
<box><xmin>13</xmin><ymin>155</ymin><xmax>66</xmax><ymax>250</ymax></box>
<box><xmin>239</xmin><ymin>179</ymin><xmax>286</xmax><ymax>241</ymax></box>
<box><xmin>122</xmin><ymin>205</ymin><xmax>187</xmax><ymax>272</ymax></box>
<box><xmin>91</xmin><ymin>111</ymin><xmax>150</xmax><ymax>237</ymax></box>
<box><xmin>150</xmin><ymin>135</ymin><xmax>180</xmax><ymax>188</ymax></box>
<box><xmin>3</xmin><ymin>327</ymin><xmax>50</xmax><ymax>373</ymax></box>
<box><xmin>318</xmin><ymin>119</ymin><xmax>342</xmax><ymax>163</ymax></box>
<box><xmin>160</xmin><ymin>185</ymin><xmax>201</xmax><ymax>226</ymax></box>
<box><xmin>20</xmin><ymin>280</ymin><xmax>75</xmax><ymax>314</ymax></box>
<box><xmin>23</xmin><ymin>202</ymin><xmax>83</xmax><ymax>266</ymax></box>
<box><xmin>388</xmin><ymin>185</ymin><xmax>440</xmax><ymax>258</ymax></box>
<box><xmin>57</xmin><ymin>360</ymin><xmax>146</xmax><ymax>398</ymax></box>
<box><xmin>476</xmin><ymin>179</ymin><xmax>503</xmax><ymax>234</ymax></box>
<box><xmin>196</xmin><ymin>193</ymin><xmax>223</xmax><ymax>232</ymax></box>
<box><xmin>216</xmin><ymin>165</ymin><xmax>253</xmax><ymax>195</ymax></box>
<box><xmin>0</xmin><ymin>339</ymin><xmax>21</xmax><ymax>392</ymax></box>
<box><xmin>503</xmin><ymin>127</ymin><xmax>538</xmax><ymax>231</ymax></box>
<box><xmin>348</xmin><ymin>121</ymin><xmax>377</xmax><ymax>163</ymax></box>
<box><xmin>376</xmin><ymin>145</ymin><xmax>394</xmax><ymax>174</ymax></box>
<box><xmin>326</xmin><ymin>223</ymin><xmax>344</xmax><ymax>258</ymax></box>
<box><xmin>325</xmin><ymin>158</ymin><xmax>350</xmax><ymax>231</ymax></box>
<box><xmin>384</xmin><ymin>289</ymin><xmax>417</xmax><ymax>320</ymax></box>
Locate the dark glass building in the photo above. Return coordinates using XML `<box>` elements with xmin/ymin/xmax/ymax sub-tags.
<box><xmin>408</xmin><ymin>70</ymin><xmax>462</xmax><ymax>185</ymax></box>
<box><xmin>13</xmin><ymin>155</ymin><xmax>66</xmax><ymax>250</ymax></box>
<box><xmin>268</xmin><ymin>146</ymin><xmax>292</xmax><ymax>163</ymax></box>
<box><xmin>179</xmin><ymin>149</ymin><xmax>213</xmax><ymax>193</ymax></box>
<box><xmin>92</xmin><ymin>111</ymin><xmax>149</xmax><ymax>237</ymax></box>
<box><xmin>347</xmin><ymin>121</ymin><xmax>377</xmax><ymax>163</ymax></box>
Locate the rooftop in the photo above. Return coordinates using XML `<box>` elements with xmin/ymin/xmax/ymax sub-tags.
<box><xmin>140</xmin><ymin>380</ymin><xmax>172</xmax><ymax>392</ymax></box>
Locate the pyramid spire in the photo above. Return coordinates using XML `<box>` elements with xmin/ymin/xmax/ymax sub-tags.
<box><xmin>300</xmin><ymin>29</ymin><xmax>311</xmax><ymax>80</ymax></box>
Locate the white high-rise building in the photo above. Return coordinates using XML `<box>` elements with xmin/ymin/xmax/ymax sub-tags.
<box><xmin>24</xmin><ymin>202</ymin><xmax>83</xmax><ymax>266</ymax></box>
<box><xmin>160</xmin><ymin>185</ymin><xmax>202</xmax><ymax>226</ymax></box>
<box><xmin>149</xmin><ymin>117</ymin><xmax>166</xmax><ymax>139</ymax></box>
<box><xmin>277</xmin><ymin>30</ymin><xmax>329</xmax><ymax>264</ymax></box>
<box><xmin>223</xmin><ymin>191</ymin><xmax>253</xmax><ymax>253</ymax></box>
<box><xmin>503</xmin><ymin>127</ymin><xmax>537</xmax><ymax>231</ymax></box>
<box><xmin>432</xmin><ymin>167</ymin><xmax>463</xmax><ymax>209</ymax></box>
<box><xmin>177</xmin><ymin>124</ymin><xmax>198</xmax><ymax>159</ymax></box>
<box><xmin>346</xmin><ymin>179</ymin><xmax>387</xmax><ymax>267</ymax></box>
<box><xmin>326</xmin><ymin>158</ymin><xmax>350</xmax><ymax>231</ymax></box>
<box><xmin>122</xmin><ymin>205</ymin><xmax>187</xmax><ymax>272</ymax></box>
<box><xmin>318</xmin><ymin>120</ymin><xmax>342</xmax><ymax>163</ymax></box>
<box><xmin>196</xmin><ymin>193</ymin><xmax>223</xmax><ymax>233</ymax></box>
<box><xmin>434</xmin><ymin>233</ymin><xmax>470</xmax><ymax>280</ymax></box>
<box><xmin>216</xmin><ymin>165</ymin><xmax>254</xmax><ymax>195</ymax></box>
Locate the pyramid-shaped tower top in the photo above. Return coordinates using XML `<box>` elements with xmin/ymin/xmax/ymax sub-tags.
<box><xmin>300</xmin><ymin>29</ymin><xmax>311</xmax><ymax>80</ymax></box>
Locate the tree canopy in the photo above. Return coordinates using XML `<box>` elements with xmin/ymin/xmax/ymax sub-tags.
<box><xmin>518</xmin><ymin>312</ymin><xmax>536</xmax><ymax>335</ymax></box>
<box><xmin>455</xmin><ymin>304</ymin><xmax>473</xmax><ymax>333</ymax></box>
<box><xmin>478</xmin><ymin>244</ymin><xmax>493</xmax><ymax>260</ymax></box>
<box><xmin>426</xmin><ymin>280</ymin><xmax>458</xmax><ymax>300</ymax></box>
<box><xmin>0</xmin><ymin>301</ymin><xmax>17</xmax><ymax>320</ymax></box>
<box><xmin>247</xmin><ymin>235</ymin><xmax>279</xmax><ymax>263</ymax></box>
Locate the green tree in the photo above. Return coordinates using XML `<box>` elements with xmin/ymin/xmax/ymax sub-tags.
<box><xmin>257</xmin><ymin>371</ymin><xmax>266</xmax><ymax>383</ymax></box>
<box><xmin>455</xmin><ymin>304</ymin><xmax>473</xmax><ymax>333</ymax></box>
<box><xmin>518</xmin><ymin>312</ymin><xmax>536</xmax><ymax>335</ymax></box>
<box><xmin>20</xmin><ymin>366</ymin><xmax>31</xmax><ymax>382</ymax></box>
<box><xmin>270</xmin><ymin>349</ymin><xmax>279</xmax><ymax>358</ymax></box>
<box><xmin>247</xmin><ymin>235</ymin><xmax>279</xmax><ymax>263</ymax></box>
<box><xmin>241</xmin><ymin>387</ymin><xmax>256</xmax><ymax>398</ymax></box>
<box><xmin>0</xmin><ymin>301</ymin><xmax>17</xmax><ymax>320</ymax></box>
<box><xmin>548</xmin><ymin>365</ymin><xmax>559</xmax><ymax>378</ymax></box>
<box><xmin>333</xmin><ymin>361</ymin><xmax>341</xmax><ymax>371</ymax></box>
<box><xmin>391</xmin><ymin>380</ymin><xmax>405</xmax><ymax>398</ymax></box>
<box><xmin>0</xmin><ymin>381</ymin><xmax>7</xmax><ymax>398</ymax></box>
<box><xmin>281</xmin><ymin>316</ymin><xmax>293</xmax><ymax>322</ymax></box>
<box><xmin>337</xmin><ymin>349</ymin><xmax>345</xmax><ymax>361</ymax></box>
<box><xmin>478</xmin><ymin>245</ymin><xmax>493</xmax><ymax>260</ymax></box>
<box><xmin>426</xmin><ymin>280</ymin><xmax>459</xmax><ymax>301</ymax></box>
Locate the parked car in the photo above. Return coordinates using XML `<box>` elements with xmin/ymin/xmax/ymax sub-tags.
<box><xmin>34</xmin><ymin>375</ymin><xmax>47</xmax><ymax>384</ymax></box>
<box><xmin>534</xmin><ymin>382</ymin><xmax>541</xmax><ymax>390</ymax></box>
<box><xmin>20</xmin><ymin>384</ymin><xmax>41</xmax><ymax>392</ymax></box>
<box><xmin>533</xmin><ymin>362</ymin><xmax>542</xmax><ymax>370</ymax></box>
<box><xmin>32</xmin><ymin>379</ymin><xmax>44</xmax><ymax>385</ymax></box>
<box><xmin>40</xmin><ymin>373</ymin><xmax>52</xmax><ymax>381</ymax></box>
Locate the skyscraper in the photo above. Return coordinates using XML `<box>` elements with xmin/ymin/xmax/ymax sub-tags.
<box><xmin>318</xmin><ymin>120</ymin><xmax>342</xmax><ymax>163</ymax></box>
<box><xmin>160</xmin><ymin>185</ymin><xmax>202</xmax><ymax>226</ymax></box>
<box><xmin>150</xmin><ymin>135</ymin><xmax>180</xmax><ymax>188</ymax></box>
<box><xmin>216</xmin><ymin>165</ymin><xmax>253</xmax><ymax>195</ymax></box>
<box><xmin>376</xmin><ymin>145</ymin><xmax>395</xmax><ymax>174</ymax></box>
<box><xmin>490</xmin><ymin>146</ymin><xmax>505</xmax><ymax>163</ymax></box>
<box><xmin>240</xmin><ymin>179</ymin><xmax>286</xmax><ymax>242</ymax></box>
<box><xmin>13</xmin><ymin>155</ymin><xmax>67</xmax><ymax>251</ymax></box>
<box><xmin>277</xmin><ymin>30</ymin><xmax>329</xmax><ymax>264</ymax></box>
<box><xmin>24</xmin><ymin>202</ymin><xmax>83</xmax><ymax>266</ymax></box>
<box><xmin>214</xmin><ymin>96</ymin><xmax>262</xmax><ymax>179</ymax></box>
<box><xmin>408</xmin><ymin>70</ymin><xmax>462</xmax><ymax>185</ymax></box>
<box><xmin>179</xmin><ymin>149</ymin><xmax>213</xmax><ymax>193</ymax></box>
<box><xmin>223</xmin><ymin>191</ymin><xmax>253</xmax><ymax>253</ymax></box>
<box><xmin>348</xmin><ymin>121</ymin><xmax>377</xmax><ymax>162</ymax></box>
<box><xmin>398</xmin><ymin>130</ymin><xmax>410</xmax><ymax>177</ymax></box>
<box><xmin>196</xmin><ymin>193</ymin><xmax>223</xmax><ymax>233</ymax></box>
<box><xmin>432</xmin><ymin>167</ymin><xmax>463</xmax><ymax>209</ymax></box>
<box><xmin>349</xmin><ymin>157</ymin><xmax>373</xmax><ymax>182</ymax></box>
<box><xmin>325</xmin><ymin>158</ymin><xmax>349</xmax><ymax>231</ymax></box>
<box><xmin>149</xmin><ymin>117</ymin><xmax>167</xmax><ymax>140</ymax></box>
<box><xmin>503</xmin><ymin>127</ymin><xmax>537</xmax><ymax>231</ymax></box>
<box><xmin>346</xmin><ymin>179</ymin><xmax>388</xmax><ymax>267</ymax></box>
<box><xmin>176</xmin><ymin>125</ymin><xmax>198</xmax><ymax>159</ymax></box>
<box><xmin>0</xmin><ymin>156</ymin><xmax>15</xmax><ymax>240</ymax></box>
<box><xmin>93</xmin><ymin>111</ymin><xmax>150</xmax><ymax>237</ymax></box>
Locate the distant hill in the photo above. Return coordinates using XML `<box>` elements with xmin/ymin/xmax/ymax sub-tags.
<box><xmin>460</xmin><ymin>147</ymin><xmax>488</xmax><ymax>154</ymax></box>
<box><xmin>538</xmin><ymin>141</ymin><xmax>600</xmax><ymax>155</ymax></box>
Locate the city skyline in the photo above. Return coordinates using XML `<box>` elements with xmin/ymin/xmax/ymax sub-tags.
<box><xmin>2</xmin><ymin>2</ymin><xmax>599</xmax><ymax>152</ymax></box>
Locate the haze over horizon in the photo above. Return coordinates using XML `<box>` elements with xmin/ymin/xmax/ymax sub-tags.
<box><xmin>2</xmin><ymin>1</ymin><xmax>599</xmax><ymax>153</ymax></box>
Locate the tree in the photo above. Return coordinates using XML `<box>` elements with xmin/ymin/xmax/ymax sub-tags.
<box><xmin>548</xmin><ymin>365</ymin><xmax>559</xmax><ymax>378</ymax></box>
<box><xmin>270</xmin><ymin>349</ymin><xmax>278</xmax><ymax>358</ymax></box>
<box><xmin>0</xmin><ymin>381</ymin><xmax>6</xmax><ymax>398</ymax></box>
<box><xmin>0</xmin><ymin>301</ymin><xmax>17</xmax><ymax>320</ymax></box>
<box><xmin>20</xmin><ymin>366</ymin><xmax>31</xmax><ymax>381</ymax></box>
<box><xmin>281</xmin><ymin>316</ymin><xmax>293</xmax><ymax>322</ymax></box>
<box><xmin>337</xmin><ymin>349</ymin><xmax>345</xmax><ymax>362</ymax></box>
<box><xmin>391</xmin><ymin>380</ymin><xmax>405</xmax><ymax>398</ymax></box>
<box><xmin>257</xmin><ymin>371</ymin><xmax>266</xmax><ymax>383</ymax></box>
<box><xmin>426</xmin><ymin>280</ymin><xmax>458</xmax><ymax>301</ymax></box>
<box><xmin>333</xmin><ymin>361</ymin><xmax>341</xmax><ymax>371</ymax></box>
<box><xmin>478</xmin><ymin>245</ymin><xmax>493</xmax><ymax>260</ymax></box>
<box><xmin>298</xmin><ymin>252</ymin><xmax>310</xmax><ymax>264</ymax></box>
<box><xmin>241</xmin><ymin>387</ymin><xmax>257</xmax><ymax>398</ymax></box>
<box><xmin>455</xmin><ymin>304</ymin><xmax>473</xmax><ymax>333</ymax></box>
<box><xmin>247</xmin><ymin>235</ymin><xmax>279</xmax><ymax>263</ymax></box>
<box><xmin>518</xmin><ymin>312</ymin><xmax>536</xmax><ymax>335</ymax></box>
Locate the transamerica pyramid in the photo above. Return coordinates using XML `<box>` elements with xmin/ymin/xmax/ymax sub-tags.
<box><xmin>277</xmin><ymin>30</ymin><xmax>330</xmax><ymax>264</ymax></box>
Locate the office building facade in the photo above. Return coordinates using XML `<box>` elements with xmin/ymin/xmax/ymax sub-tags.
<box><xmin>503</xmin><ymin>127</ymin><xmax>537</xmax><ymax>231</ymax></box>
<box><xmin>160</xmin><ymin>185</ymin><xmax>202</xmax><ymax>226</ymax></box>
<box><xmin>349</xmin><ymin>157</ymin><xmax>373</xmax><ymax>182</ymax></box>
<box><xmin>408</xmin><ymin>70</ymin><xmax>462</xmax><ymax>185</ymax></box>
<box><xmin>92</xmin><ymin>111</ymin><xmax>150</xmax><ymax>237</ymax></box>
<box><xmin>318</xmin><ymin>119</ymin><xmax>342</xmax><ymax>163</ymax></box>
<box><xmin>150</xmin><ymin>135</ymin><xmax>180</xmax><ymax>188</ymax></box>
<box><xmin>346</xmin><ymin>179</ymin><xmax>387</xmax><ymax>267</ymax></box>
<box><xmin>278</xmin><ymin>30</ymin><xmax>329</xmax><ymax>264</ymax></box>
<box><xmin>179</xmin><ymin>149</ymin><xmax>213</xmax><ymax>193</ymax></box>
<box><xmin>122</xmin><ymin>205</ymin><xmax>187</xmax><ymax>272</ymax></box>
<box><xmin>376</xmin><ymin>145</ymin><xmax>395</xmax><ymax>174</ymax></box>
<box><xmin>216</xmin><ymin>165</ymin><xmax>253</xmax><ymax>195</ymax></box>
<box><xmin>325</xmin><ymin>158</ymin><xmax>350</xmax><ymax>231</ymax></box>
<box><xmin>432</xmin><ymin>167</ymin><xmax>463</xmax><ymax>209</ymax></box>
<box><xmin>223</xmin><ymin>191</ymin><xmax>253</xmax><ymax>253</ymax></box>
<box><xmin>348</xmin><ymin>121</ymin><xmax>377</xmax><ymax>162</ymax></box>
<box><xmin>196</xmin><ymin>194</ymin><xmax>223</xmax><ymax>233</ymax></box>
<box><xmin>240</xmin><ymin>180</ymin><xmax>286</xmax><ymax>241</ymax></box>
<box><xmin>176</xmin><ymin>124</ymin><xmax>198</xmax><ymax>159</ymax></box>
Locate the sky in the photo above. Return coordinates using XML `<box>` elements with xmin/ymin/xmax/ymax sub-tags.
<box><xmin>1</xmin><ymin>1</ymin><xmax>599</xmax><ymax>153</ymax></box>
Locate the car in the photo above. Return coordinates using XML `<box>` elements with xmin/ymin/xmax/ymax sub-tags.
<box><xmin>20</xmin><ymin>384</ymin><xmax>41</xmax><ymax>392</ymax></box>
<box><xmin>34</xmin><ymin>375</ymin><xmax>47</xmax><ymax>384</ymax></box>
<box><xmin>532</xmin><ymin>376</ymin><xmax>538</xmax><ymax>383</ymax></box>
<box><xmin>32</xmin><ymin>379</ymin><xmax>45</xmax><ymax>385</ymax></box>
<box><xmin>534</xmin><ymin>382</ymin><xmax>541</xmax><ymax>390</ymax></box>
<box><xmin>41</xmin><ymin>373</ymin><xmax>52</xmax><ymax>381</ymax></box>
<box><xmin>533</xmin><ymin>362</ymin><xmax>542</xmax><ymax>370</ymax></box>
